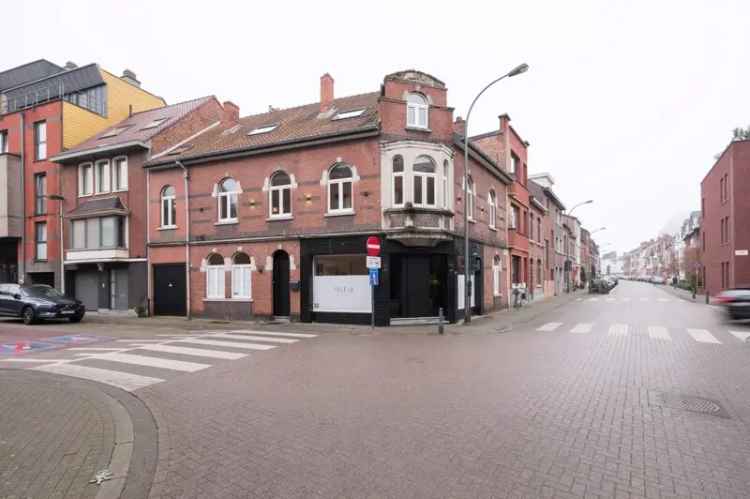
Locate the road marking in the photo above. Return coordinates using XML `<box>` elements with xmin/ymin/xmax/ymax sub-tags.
<box><xmin>605</xmin><ymin>298</ymin><xmax>615</xmax><ymax>302</ymax></box>
<box><xmin>728</xmin><ymin>331</ymin><xmax>750</xmax><ymax>343</ymax></box>
<box><xmin>176</xmin><ymin>338</ymin><xmax>277</xmax><ymax>351</ymax></box>
<box><xmin>537</xmin><ymin>322</ymin><xmax>562</xmax><ymax>332</ymax></box>
<box><xmin>33</xmin><ymin>363</ymin><xmax>163</xmax><ymax>391</ymax></box>
<box><xmin>687</xmin><ymin>329</ymin><xmax>721</xmax><ymax>344</ymax></box>
<box><xmin>91</xmin><ymin>352</ymin><xmax>211</xmax><ymax>372</ymax></box>
<box><xmin>570</xmin><ymin>323</ymin><xmax>592</xmax><ymax>334</ymax></box>
<box><xmin>608</xmin><ymin>324</ymin><xmax>628</xmax><ymax>337</ymax></box>
<box><xmin>116</xmin><ymin>339</ymin><xmax>164</xmax><ymax>343</ymax></box>
<box><xmin>68</xmin><ymin>347</ymin><xmax>123</xmax><ymax>351</ymax></box>
<box><xmin>136</xmin><ymin>344</ymin><xmax>248</xmax><ymax>360</ymax></box>
<box><xmin>209</xmin><ymin>333</ymin><xmax>298</xmax><ymax>344</ymax></box>
<box><xmin>648</xmin><ymin>326</ymin><xmax>671</xmax><ymax>341</ymax></box>
<box><xmin>0</xmin><ymin>358</ymin><xmax>67</xmax><ymax>363</ymax></box>
<box><xmin>229</xmin><ymin>330</ymin><xmax>318</xmax><ymax>339</ymax></box>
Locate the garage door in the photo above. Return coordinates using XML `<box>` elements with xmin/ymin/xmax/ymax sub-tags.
<box><xmin>75</xmin><ymin>271</ymin><xmax>99</xmax><ymax>311</ymax></box>
<box><xmin>153</xmin><ymin>264</ymin><xmax>186</xmax><ymax>316</ymax></box>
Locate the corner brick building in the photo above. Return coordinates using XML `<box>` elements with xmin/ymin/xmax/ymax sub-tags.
<box><xmin>144</xmin><ymin>71</ymin><xmax>514</xmax><ymax>325</ymax></box>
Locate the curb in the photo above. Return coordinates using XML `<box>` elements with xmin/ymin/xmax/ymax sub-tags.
<box><xmin>96</xmin><ymin>394</ymin><xmax>134</xmax><ymax>499</ymax></box>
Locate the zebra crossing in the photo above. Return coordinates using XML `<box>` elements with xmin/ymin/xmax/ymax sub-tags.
<box><xmin>18</xmin><ymin>329</ymin><xmax>317</xmax><ymax>392</ymax></box>
<box><xmin>574</xmin><ymin>296</ymin><xmax>684</xmax><ymax>303</ymax></box>
<box><xmin>535</xmin><ymin>321</ymin><xmax>750</xmax><ymax>345</ymax></box>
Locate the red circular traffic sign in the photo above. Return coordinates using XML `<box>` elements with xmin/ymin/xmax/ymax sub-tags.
<box><xmin>366</xmin><ymin>236</ymin><xmax>380</xmax><ymax>256</ymax></box>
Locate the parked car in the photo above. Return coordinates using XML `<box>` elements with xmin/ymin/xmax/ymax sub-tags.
<box><xmin>716</xmin><ymin>288</ymin><xmax>750</xmax><ymax>320</ymax></box>
<box><xmin>0</xmin><ymin>284</ymin><xmax>85</xmax><ymax>325</ymax></box>
<box><xmin>650</xmin><ymin>276</ymin><xmax>666</xmax><ymax>284</ymax></box>
<box><xmin>590</xmin><ymin>278</ymin><xmax>612</xmax><ymax>294</ymax></box>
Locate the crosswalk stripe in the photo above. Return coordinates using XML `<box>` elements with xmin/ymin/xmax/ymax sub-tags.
<box><xmin>229</xmin><ymin>330</ymin><xmax>317</xmax><ymax>339</ymax></box>
<box><xmin>537</xmin><ymin>322</ymin><xmax>562</xmax><ymax>332</ymax></box>
<box><xmin>608</xmin><ymin>324</ymin><xmax>628</xmax><ymax>337</ymax></box>
<box><xmin>68</xmin><ymin>347</ymin><xmax>123</xmax><ymax>351</ymax></box>
<box><xmin>33</xmin><ymin>363</ymin><xmax>164</xmax><ymax>391</ymax></box>
<box><xmin>176</xmin><ymin>338</ymin><xmax>277</xmax><ymax>351</ymax></box>
<box><xmin>570</xmin><ymin>323</ymin><xmax>592</xmax><ymax>334</ymax></box>
<box><xmin>687</xmin><ymin>329</ymin><xmax>721</xmax><ymax>344</ymax></box>
<box><xmin>648</xmin><ymin>326</ymin><xmax>671</xmax><ymax>341</ymax></box>
<box><xmin>136</xmin><ymin>344</ymin><xmax>248</xmax><ymax>360</ymax></box>
<box><xmin>0</xmin><ymin>358</ymin><xmax>67</xmax><ymax>363</ymax></box>
<box><xmin>729</xmin><ymin>331</ymin><xmax>750</xmax><ymax>343</ymax></box>
<box><xmin>91</xmin><ymin>352</ymin><xmax>211</xmax><ymax>372</ymax></box>
<box><xmin>209</xmin><ymin>333</ymin><xmax>298</xmax><ymax>344</ymax></box>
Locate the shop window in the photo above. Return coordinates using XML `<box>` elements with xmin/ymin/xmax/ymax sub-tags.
<box><xmin>393</xmin><ymin>155</ymin><xmax>404</xmax><ymax>206</ymax></box>
<box><xmin>217</xmin><ymin>177</ymin><xmax>239</xmax><ymax>222</ymax></box>
<box><xmin>161</xmin><ymin>185</ymin><xmax>176</xmax><ymax>227</ymax></box>
<box><xmin>231</xmin><ymin>252</ymin><xmax>252</xmax><ymax>299</ymax></box>
<box><xmin>413</xmin><ymin>155</ymin><xmax>436</xmax><ymax>207</ymax></box>
<box><xmin>328</xmin><ymin>164</ymin><xmax>353</xmax><ymax>213</ymax></box>
<box><xmin>406</xmin><ymin>93</ymin><xmax>428</xmax><ymax>129</ymax></box>
<box><xmin>312</xmin><ymin>255</ymin><xmax>370</xmax><ymax>314</ymax></box>
<box><xmin>206</xmin><ymin>253</ymin><xmax>225</xmax><ymax>299</ymax></box>
<box><xmin>269</xmin><ymin>171</ymin><xmax>292</xmax><ymax>218</ymax></box>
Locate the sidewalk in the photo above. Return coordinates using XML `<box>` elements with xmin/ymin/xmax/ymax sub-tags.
<box><xmin>660</xmin><ymin>283</ymin><xmax>711</xmax><ymax>304</ymax></box>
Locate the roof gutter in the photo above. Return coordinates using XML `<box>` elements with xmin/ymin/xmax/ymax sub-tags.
<box><xmin>145</xmin><ymin>126</ymin><xmax>380</xmax><ymax>169</ymax></box>
<box><xmin>50</xmin><ymin>140</ymin><xmax>150</xmax><ymax>162</ymax></box>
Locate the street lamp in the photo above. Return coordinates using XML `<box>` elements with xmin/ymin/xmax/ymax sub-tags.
<box><xmin>462</xmin><ymin>63</ymin><xmax>529</xmax><ymax>324</ymax></box>
<box><xmin>47</xmin><ymin>194</ymin><xmax>65</xmax><ymax>294</ymax></box>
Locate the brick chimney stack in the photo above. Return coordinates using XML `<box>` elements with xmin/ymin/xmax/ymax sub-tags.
<box><xmin>320</xmin><ymin>73</ymin><xmax>334</xmax><ymax>112</ymax></box>
<box><xmin>499</xmin><ymin>113</ymin><xmax>511</xmax><ymax>134</ymax></box>
<box><xmin>453</xmin><ymin>116</ymin><xmax>466</xmax><ymax>137</ymax></box>
<box><xmin>222</xmin><ymin>101</ymin><xmax>240</xmax><ymax>124</ymax></box>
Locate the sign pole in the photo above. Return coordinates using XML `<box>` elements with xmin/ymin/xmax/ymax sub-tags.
<box><xmin>366</xmin><ymin>236</ymin><xmax>381</xmax><ymax>329</ymax></box>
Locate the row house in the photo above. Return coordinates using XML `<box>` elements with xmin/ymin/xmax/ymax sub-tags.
<box><xmin>141</xmin><ymin>71</ymin><xmax>514</xmax><ymax>325</ymax></box>
<box><xmin>700</xmin><ymin>138</ymin><xmax>750</xmax><ymax>295</ymax></box>
<box><xmin>50</xmin><ymin>97</ymin><xmax>224</xmax><ymax>312</ymax></box>
<box><xmin>679</xmin><ymin>211</ymin><xmax>701</xmax><ymax>285</ymax></box>
<box><xmin>0</xmin><ymin>59</ymin><xmax>164</xmax><ymax>288</ymax></box>
<box><xmin>528</xmin><ymin>173</ymin><xmax>567</xmax><ymax>295</ymax></box>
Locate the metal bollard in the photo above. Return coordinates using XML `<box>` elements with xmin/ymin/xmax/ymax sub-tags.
<box><xmin>438</xmin><ymin>307</ymin><xmax>444</xmax><ymax>335</ymax></box>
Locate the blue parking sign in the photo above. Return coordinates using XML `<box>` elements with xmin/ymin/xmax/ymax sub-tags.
<box><xmin>369</xmin><ymin>268</ymin><xmax>379</xmax><ymax>286</ymax></box>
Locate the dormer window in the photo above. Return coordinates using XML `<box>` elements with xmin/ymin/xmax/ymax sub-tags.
<box><xmin>332</xmin><ymin>109</ymin><xmax>365</xmax><ymax>120</ymax></box>
<box><xmin>248</xmin><ymin>124</ymin><xmax>278</xmax><ymax>136</ymax></box>
<box><xmin>406</xmin><ymin>93</ymin><xmax>428</xmax><ymax>129</ymax></box>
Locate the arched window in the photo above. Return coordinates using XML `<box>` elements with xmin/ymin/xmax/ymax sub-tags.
<box><xmin>406</xmin><ymin>93</ymin><xmax>428</xmax><ymax>129</ymax></box>
<box><xmin>492</xmin><ymin>255</ymin><xmax>502</xmax><ymax>297</ymax></box>
<box><xmin>269</xmin><ymin>171</ymin><xmax>292</xmax><ymax>217</ymax></box>
<box><xmin>488</xmin><ymin>189</ymin><xmax>497</xmax><ymax>229</ymax></box>
<box><xmin>328</xmin><ymin>164</ymin><xmax>353</xmax><ymax>213</ymax></box>
<box><xmin>413</xmin><ymin>155</ymin><xmax>436</xmax><ymax>207</ymax></box>
<box><xmin>206</xmin><ymin>253</ymin><xmax>225</xmax><ymax>299</ymax></box>
<box><xmin>442</xmin><ymin>160</ymin><xmax>449</xmax><ymax>209</ymax></box>
<box><xmin>467</xmin><ymin>176</ymin><xmax>475</xmax><ymax>220</ymax></box>
<box><xmin>160</xmin><ymin>185</ymin><xmax>176</xmax><ymax>227</ymax></box>
<box><xmin>231</xmin><ymin>252</ymin><xmax>252</xmax><ymax>299</ymax></box>
<box><xmin>392</xmin><ymin>155</ymin><xmax>404</xmax><ymax>206</ymax></box>
<box><xmin>217</xmin><ymin>177</ymin><xmax>239</xmax><ymax>222</ymax></box>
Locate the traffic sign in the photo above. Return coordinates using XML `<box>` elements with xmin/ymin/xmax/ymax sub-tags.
<box><xmin>369</xmin><ymin>268</ymin><xmax>379</xmax><ymax>286</ymax></box>
<box><xmin>366</xmin><ymin>256</ymin><xmax>381</xmax><ymax>269</ymax></box>
<box><xmin>367</xmin><ymin>236</ymin><xmax>381</xmax><ymax>256</ymax></box>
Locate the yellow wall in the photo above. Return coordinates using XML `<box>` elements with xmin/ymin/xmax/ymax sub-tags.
<box><xmin>62</xmin><ymin>68</ymin><xmax>165</xmax><ymax>148</ymax></box>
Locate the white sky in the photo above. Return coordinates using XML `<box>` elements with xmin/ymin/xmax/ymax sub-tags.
<box><xmin>9</xmin><ymin>0</ymin><xmax>750</xmax><ymax>254</ymax></box>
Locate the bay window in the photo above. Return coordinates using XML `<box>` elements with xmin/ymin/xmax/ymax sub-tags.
<box><xmin>413</xmin><ymin>156</ymin><xmax>436</xmax><ymax>207</ymax></box>
<box><xmin>393</xmin><ymin>155</ymin><xmax>404</xmax><ymax>206</ymax></box>
<box><xmin>71</xmin><ymin>217</ymin><xmax>126</xmax><ymax>249</ymax></box>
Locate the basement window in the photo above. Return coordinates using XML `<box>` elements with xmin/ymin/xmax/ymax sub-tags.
<box><xmin>247</xmin><ymin>124</ymin><xmax>278</xmax><ymax>136</ymax></box>
<box><xmin>332</xmin><ymin>109</ymin><xmax>365</xmax><ymax>120</ymax></box>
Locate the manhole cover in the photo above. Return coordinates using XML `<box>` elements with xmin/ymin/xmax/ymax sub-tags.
<box><xmin>657</xmin><ymin>392</ymin><xmax>730</xmax><ymax>418</ymax></box>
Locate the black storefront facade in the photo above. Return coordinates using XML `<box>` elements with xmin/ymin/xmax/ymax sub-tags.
<box><xmin>300</xmin><ymin>234</ymin><xmax>483</xmax><ymax>326</ymax></box>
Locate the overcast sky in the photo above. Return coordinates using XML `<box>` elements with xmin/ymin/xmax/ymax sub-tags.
<box><xmin>9</xmin><ymin>0</ymin><xmax>750</xmax><ymax>254</ymax></box>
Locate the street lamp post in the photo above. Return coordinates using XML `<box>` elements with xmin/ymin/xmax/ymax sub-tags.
<box><xmin>462</xmin><ymin>63</ymin><xmax>528</xmax><ymax>324</ymax></box>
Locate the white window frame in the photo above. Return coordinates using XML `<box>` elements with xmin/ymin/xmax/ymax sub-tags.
<box><xmin>231</xmin><ymin>254</ymin><xmax>252</xmax><ymax>300</ymax></box>
<box><xmin>160</xmin><ymin>185</ymin><xmax>176</xmax><ymax>228</ymax></box>
<box><xmin>217</xmin><ymin>178</ymin><xmax>240</xmax><ymax>223</ymax></box>
<box><xmin>327</xmin><ymin>165</ymin><xmax>354</xmax><ymax>214</ymax></box>
<box><xmin>78</xmin><ymin>163</ymin><xmax>94</xmax><ymax>197</ymax></box>
<box><xmin>442</xmin><ymin>160</ymin><xmax>449</xmax><ymax>209</ymax></box>
<box><xmin>206</xmin><ymin>256</ymin><xmax>226</xmax><ymax>299</ymax></box>
<box><xmin>492</xmin><ymin>256</ymin><xmax>501</xmax><ymax>296</ymax></box>
<box><xmin>95</xmin><ymin>159</ymin><xmax>111</xmax><ymax>194</ymax></box>
<box><xmin>35</xmin><ymin>222</ymin><xmax>47</xmax><ymax>260</ymax></box>
<box><xmin>488</xmin><ymin>190</ymin><xmax>497</xmax><ymax>229</ymax></box>
<box><xmin>34</xmin><ymin>121</ymin><xmax>47</xmax><ymax>160</ymax></box>
<box><xmin>392</xmin><ymin>156</ymin><xmax>405</xmax><ymax>208</ymax></box>
<box><xmin>112</xmin><ymin>156</ymin><xmax>128</xmax><ymax>191</ymax></box>
<box><xmin>467</xmin><ymin>176</ymin><xmax>475</xmax><ymax>221</ymax></box>
<box><xmin>269</xmin><ymin>172</ymin><xmax>292</xmax><ymax>218</ymax></box>
<box><xmin>413</xmin><ymin>156</ymin><xmax>437</xmax><ymax>208</ymax></box>
<box><xmin>406</xmin><ymin>93</ymin><xmax>429</xmax><ymax>129</ymax></box>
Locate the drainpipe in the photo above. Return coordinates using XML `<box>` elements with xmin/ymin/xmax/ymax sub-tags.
<box><xmin>176</xmin><ymin>160</ymin><xmax>191</xmax><ymax>320</ymax></box>
<box><xmin>146</xmin><ymin>168</ymin><xmax>151</xmax><ymax>314</ymax></box>
<box><xmin>18</xmin><ymin>112</ymin><xmax>25</xmax><ymax>284</ymax></box>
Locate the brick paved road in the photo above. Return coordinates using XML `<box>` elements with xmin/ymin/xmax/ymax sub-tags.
<box><xmin>3</xmin><ymin>280</ymin><xmax>750</xmax><ymax>498</ymax></box>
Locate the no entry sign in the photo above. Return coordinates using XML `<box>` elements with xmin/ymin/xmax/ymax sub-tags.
<box><xmin>366</xmin><ymin>236</ymin><xmax>380</xmax><ymax>256</ymax></box>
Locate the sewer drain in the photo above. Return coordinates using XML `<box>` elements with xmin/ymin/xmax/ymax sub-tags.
<box><xmin>658</xmin><ymin>392</ymin><xmax>730</xmax><ymax>418</ymax></box>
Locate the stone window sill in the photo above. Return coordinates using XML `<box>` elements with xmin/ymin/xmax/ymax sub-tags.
<box><xmin>203</xmin><ymin>298</ymin><xmax>253</xmax><ymax>303</ymax></box>
<box><xmin>267</xmin><ymin>215</ymin><xmax>293</xmax><ymax>222</ymax></box>
<box><xmin>325</xmin><ymin>211</ymin><xmax>355</xmax><ymax>218</ymax></box>
<box><xmin>214</xmin><ymin>220</ymin><xmax>239</xmax><ymax>226</ymax></box>
<box><xmin>158</xmin><ymin>225</ymin><xmax>178</xmax><ymax>231</ymax></box>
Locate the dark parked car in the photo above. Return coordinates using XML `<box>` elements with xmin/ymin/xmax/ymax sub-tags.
<box><xmin>589</xmin><ymin>278</ymin><xmax>612</xmax><ymax>294</ymax></box>
<box><xmin>0</xmin><ymin>284</ymin><xmax>85</xmax><ymax>325</ymax></box>
<box><xmin>716</xmin><ymin>288</ymin><xmax>750</xmax><ymax>320</ymax></box>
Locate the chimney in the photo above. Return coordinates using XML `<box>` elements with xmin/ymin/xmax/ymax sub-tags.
<box><xmin>222</xmin><ymin>101</ymin><xmax>240</xmax><ymax>124</ymax></box>
<box><xmin>453</xmin><ymin>116</ymin><xmax>466</xmax><ymax>137</ymax></box>
<box><xmin>499</xmin><ymin>113</ymin><xmax>511</xmax><ymax>133</ymax></box>
<box><xmin>64</xmin><ymin>61</ymin><xmax>77</xmax><ymax>70</ymax></box>
<box><xmin>320</xmin><ymin>73</ymin><xmax>334</xmax><ymax>112</ymax></box>
<box><xmin>121</xmin><ymin>69</ymin><xmax>141</xmax><ymax>87</ymax></box>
